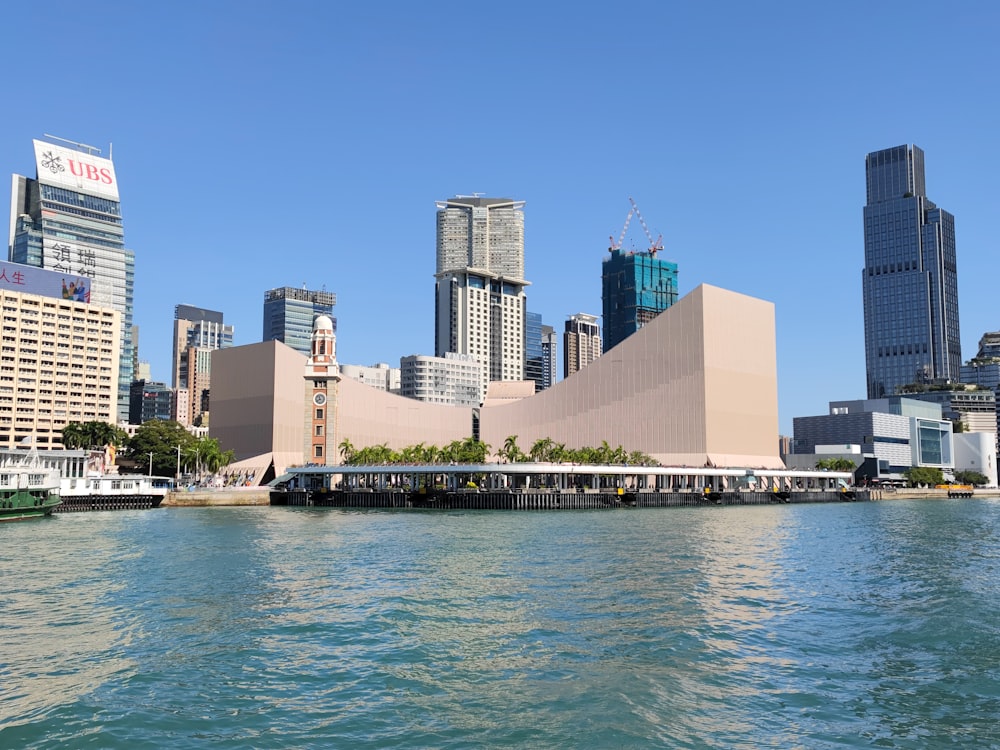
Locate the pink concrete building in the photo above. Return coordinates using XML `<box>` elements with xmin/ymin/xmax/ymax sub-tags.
<box><xmin>210</xmin><ymin>284</ymin><xmax>782</xmax><ymax>479</ymax></box>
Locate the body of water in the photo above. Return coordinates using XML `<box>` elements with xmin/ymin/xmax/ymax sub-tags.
<box><xmin>2</xmin><ymin>500</ymin><xmax>999</xmax><ymax>748</ymax></box>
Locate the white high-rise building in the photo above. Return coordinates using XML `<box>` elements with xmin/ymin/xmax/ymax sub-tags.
<box><xmin>434</xmin><ymin>196</ymin><xmax>528</xmax><ymax>396</ymax></box>
<box><xmin>400</xmin><ymin>353</ymin><xmax>483</xmax><ymax>407</ymax></box>
<box><xmin>340</xmin><ymin>363</ymin><xmax>400</xmax><ymax>393</ymax></box>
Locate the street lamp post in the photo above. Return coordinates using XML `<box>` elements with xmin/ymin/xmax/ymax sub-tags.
<box><xmin>175</xmin><ymin>445</ymin><xmax>181</xmax><ymax>481</ymax></box>
<box><xmin>148</xmin><ymin>451</ymin><xmax>154</xmax><ymax>477</ymax></box>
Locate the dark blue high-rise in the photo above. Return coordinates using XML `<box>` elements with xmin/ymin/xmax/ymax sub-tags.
<box><xmin>601</xmin><ymin>249</ymin><xmax>678</xmax><ymax>353</ymax></box>
<box><xmin>862</xmin><ymin>145</ymin><xmax>961</xmax><ymax>398</ymax></box>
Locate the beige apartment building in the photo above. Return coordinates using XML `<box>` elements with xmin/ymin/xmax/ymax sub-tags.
<box><xmin>0</xmin><ymin>288</ymin><xmax>120</xmax><ymax>450</ymax></box>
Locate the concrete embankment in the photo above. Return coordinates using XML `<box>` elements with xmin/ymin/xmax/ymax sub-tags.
<box><xmin>163</xmin><ymin>488</ymin><xmax>270</xmax><ymax>507</ymax></box>
<box><xmin>159</xmin><ymin>487</ymin><xmax>993</xmax><ymax>508</ymax></box>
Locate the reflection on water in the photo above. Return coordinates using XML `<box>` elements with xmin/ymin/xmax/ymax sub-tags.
<box><xmin>2</xmin><ymin>501</ymin><xmax>1000</xmax><ymax>748</ymax></box>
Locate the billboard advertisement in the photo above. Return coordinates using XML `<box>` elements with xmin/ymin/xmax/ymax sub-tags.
<box><xmin>0</xmin><ymin>260</ymin><xmax>92</xmax><ymax>303</ymax></box>
<box><xmin>33</xmin><ymin>139</ymin><xmax>119</xmax><ymax>201</ymax></box>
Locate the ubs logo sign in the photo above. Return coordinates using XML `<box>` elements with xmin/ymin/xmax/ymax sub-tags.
<box><xmin>40</xmin><ymin>151</ymin><xmax>65</xmax><ymax>174</ymax></box>
<box><xmin>40</xmin><ymin>150</ymin><xmax>113</xmax><ymax>185</ymax></box>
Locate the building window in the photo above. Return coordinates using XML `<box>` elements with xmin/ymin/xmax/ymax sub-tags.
<box><xmin>315</xmin><ymin>425</ymin><xmax>323</xmax><ymax>436</ymax></box>
<box><xmin>315</xmin><ymin>445</ymin><xmax>323</xmax><ymax>458</ymax></box>
<box><xmin>316</xmin><ymin>408</ymin><xmax>323</xmax><ymax>419</ymax></box>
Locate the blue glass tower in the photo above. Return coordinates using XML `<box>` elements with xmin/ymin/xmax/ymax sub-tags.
<box><xmin>524</xmin><ymin>311</ymin><xmax>545</xmax><ymax>392</ymax></box>
<box><xmin>263</xmin><ymin>286</ymin><xmax>336</xmax><ymax>357</ymax></box>
<box><xmin>601</xmin><ymin>249</ymin><xmax>678</xmax><ymax>353</ymax></box>
<box><xmin>863</xmin><ymin>145</ymin><xmax>961</xmax><ymax>398</ymax></box>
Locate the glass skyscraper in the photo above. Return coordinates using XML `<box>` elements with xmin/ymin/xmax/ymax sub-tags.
<box><xmin>862</xmin><ymin>145</ymin><xmax>961</xmax><ymax>398</ymax></box>
<box><xmin>525</xmin><ymin>311</ymin><xmax>545</xmax><ymax>392</ymax></box>
<box><xmin>263</xmin><ymin>286</ymin><xmax>336</xmax><ymax>357</ymax></box>
<box><xmin>601</xmin><ymin>249</ymin><xmax>678</xmax><ymax>353</ymax></box>
<box><xmin>9</xmin><ymin>137</ymin><xmax>135</xmax><ymax>422</ymax></box>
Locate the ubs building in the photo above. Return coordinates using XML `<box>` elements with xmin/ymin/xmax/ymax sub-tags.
<box><xmin>8</xmin><ymin>136</ymin><xmax>134</xmax><ymax>422</ymax></box>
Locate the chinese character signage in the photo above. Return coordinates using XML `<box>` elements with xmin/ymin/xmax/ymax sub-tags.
<box><xmin>0</xmin><ymin>260</ymin><xmax>92</xmax><ymax>303</ymax></box>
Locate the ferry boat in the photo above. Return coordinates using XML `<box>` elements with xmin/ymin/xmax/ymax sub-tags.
<box><xmin>59</xmin><ymin>474</ymin><xmax>173</xmax><ymax>512</ymax></box>
<box><xmin>0</xmin><ymin>458</ymin><xmax>62</xmax><ymax>521</ymax></box>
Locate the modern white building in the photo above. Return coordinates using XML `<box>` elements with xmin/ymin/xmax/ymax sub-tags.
<box><xmin>0</xmin><ymin>262</ymin><xmax>120</xmax><ymax>450</ymax></box>
<box><xmin>434</xmin><ymin>196</ymin><xmax>527</xmax><ymax>396</ymax></box>
<box><xmin>793</xmin><ymin>397</ymin><xmax>955</xmax><ymax>480</ymax></box>
<box><xmin>400</xmin><ymin>353</ymin><xmax>483</xmax><ymax>407</ymax></box>
<box><xmin>340</xmin><ymin>362</ymin><xmax>400</xmax><ymax>393</ymax></box>
<box><xmin>564</xmin><ymin>313</ymin><xmax>601</xmax><ymax>378</ymax></box>
<box><xmin>9</xmin><ymin>136</ymin><xmax>134</xmax><ymax>422</ymax></box>
<box><xmin>953</xmin><ymin>432</ymin><xmax>998</xmax><ymax>487</ymax></box>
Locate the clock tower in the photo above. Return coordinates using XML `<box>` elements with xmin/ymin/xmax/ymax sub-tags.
<box><xmin>304</xmin><ymin>314</ymin><xmax>340</xmax><ymax>464</ymax></box>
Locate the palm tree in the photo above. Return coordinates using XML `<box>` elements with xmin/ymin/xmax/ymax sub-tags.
<box><xmin>529</xmin><ymin>437</ymin><xmax>554</xmax><ymax>463</ymax></box>
<box><xmin>501</xmin><ymin>435</ymin><xmax>522</xmax><ymax>463</ymax></box>
<box><xmin>338</xmin><ymin>438</ymin><xmax>355</xmax><ymax>464</ymax></box>
<box><xmin>60</xmin><ymin>422</ymin><xmax>87</xmax><ymax>450</ymax></box>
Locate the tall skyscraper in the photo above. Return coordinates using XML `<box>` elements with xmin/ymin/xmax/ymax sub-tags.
<box><xmin>525</xmin><ymin>311</ymin><xmax>545</xmax><ymax>392</ymax></box>
<box><xmin>541</xmin><ymin>325</ymin><xmax>557</xmax><ymax>390</ymax></box>
<box><xmin>863</xmin><ymin>145</ymin><xmax>961</xmax><ymax>398</ymax></box>
<box><xmin>9</xmin><ymin>136</ymin><xmax>134</xmax><ymax>422</ymax></box>
<box><xmin>601</xmin><ymin>249</ymin><xmax>678</xmax><ymax>353</ymax></box>
<box><xmin>263</xmin><ymin>286</ymin><xmax>336</xmax><ymax>357</ymax></box>
<box><xmin>564</xmin><ymin>313</ymin><xmax>602</xmax><ymax>378</ymax></box>
<box><xmin>172</xmin><ymin>305</ymin><xmax>233</xmax><ymax>425</ymax></box>
<box><xmin>434</xmin><ymin>196</ymin><xmax>527</xmax><ymax>394</ymax></box>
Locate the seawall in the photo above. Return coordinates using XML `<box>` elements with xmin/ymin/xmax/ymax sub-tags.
<box><xmin>163</xmin><ymin>488</ymin><xmax>270</xmax><ymax>507</ymax></box>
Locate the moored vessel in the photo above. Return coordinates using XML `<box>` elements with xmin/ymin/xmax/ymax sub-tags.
<box><xmin>0</xmin><ymin>457</ymin><xmax>62</xmax><ymax>521</ymax></box>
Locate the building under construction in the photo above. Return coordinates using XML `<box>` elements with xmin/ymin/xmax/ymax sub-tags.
<box><xmin>602</xmin><ymin>198</ymin><xmax>678</xmax><ymax>353</ymax></box>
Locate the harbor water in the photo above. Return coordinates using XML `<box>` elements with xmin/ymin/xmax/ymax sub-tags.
<box><xmin>2</xmin><ymin>500</ymin><xmax>999</xmax><ymax>748</ymax></box>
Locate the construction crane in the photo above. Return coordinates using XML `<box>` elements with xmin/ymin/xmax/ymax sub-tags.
<box><xmin>609</xmin><ymin>204</ymin><xmax>635</xmax><ymax>251</ymax></box>
<box><xmin>629</xmin><ymin>196</ymin><xmax>663</xmax><ymax>257</ymax></box>
<box><xmin>609</xmin><ymin>197</ymin><xmax>663</xmax><ymax>256</ymax></box>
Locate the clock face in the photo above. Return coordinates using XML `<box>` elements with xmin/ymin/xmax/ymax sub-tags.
<box><xmin>313</xmin><ymin>392</ymin><xmax>327</xmax><ymax>406</ymax></box>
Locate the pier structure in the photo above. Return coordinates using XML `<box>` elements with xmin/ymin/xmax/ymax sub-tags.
<box><xmin>282</xmin><ymin>462</ymin><xmax>851</xmax><ymax>492</ymax></box>
<box><xmin>273</xmin><ymin>463</ymin><xmax>860</xmax><ymax>509</ymax></box>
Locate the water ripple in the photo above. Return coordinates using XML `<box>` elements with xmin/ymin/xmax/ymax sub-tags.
<box><xmin>2</xmin><ymin>501</ymin><xmax>1000</xmax><ymax>748</ymax></box>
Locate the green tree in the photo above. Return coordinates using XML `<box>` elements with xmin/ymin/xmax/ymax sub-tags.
<box><xmin>529</xmin><ymin>437</ymin><xmax>554</xmax><ymax>462</ymax></box>
<box><xmin>954</xmin><ymin>470</ymin><xmax>988</xmax><ymax>486</ymax></box>
<box><xmin>904</xmin><ymin>466</ymin><xmax>945</xmax><ymax>487</ymax></box>
<box><xmin>338</xmin><ymin>438</ymin><xmax>355</xmax><ymax>464</ymax></box>
<box><xmin>501</xmin><ymin>435</ymin><xmax>523</xmax><ymax>463</ymax></box>
<box><xmin>816</xmin><ymin>457</ymin><xmax>857</xmax><ymax>472</ymax></box>
<box><xmin>124</xmin><ymin>421</ymin><xmax>197</xmax><ymax>477</ymax></box>
<box><xmin>60</xmin><ymin>420</ymin><xmax>129</xmax><ymax>450</ymax></box>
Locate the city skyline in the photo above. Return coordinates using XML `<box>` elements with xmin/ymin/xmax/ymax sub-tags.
<box><xmin>1</xmin><ymin>2</ymin><xmax>997</xmax><ymax>434</ymax></box>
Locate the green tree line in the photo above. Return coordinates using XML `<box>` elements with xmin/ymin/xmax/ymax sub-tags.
<box><xmin>60</xmin><ymin>420</ymin><xmax>234</xmax><ymax>478</ymax></box>
<box><xmin>337</xmin><ymin>435</ymin><xmax>657</xmax><ymax>467</ymax></box>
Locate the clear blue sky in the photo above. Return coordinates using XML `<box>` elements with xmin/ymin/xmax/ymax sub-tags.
<box><xmin>2</xmin><ymin>1</ymin><xmax>998</xmax><ymax>434</ymax></box>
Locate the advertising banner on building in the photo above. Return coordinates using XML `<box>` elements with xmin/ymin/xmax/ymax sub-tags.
<box><xmin>33</xmin><ymin>139</ymin><xmax>119</xmax><ymax>201</ymax></box>
<box><xmin>0</xmin><ymin>260</ymin><xmax>92</xmax><ymax>303</ymax></box>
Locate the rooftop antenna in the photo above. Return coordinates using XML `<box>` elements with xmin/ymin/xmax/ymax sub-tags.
<box><xmin>42</xmin><ymin>133</ymin><xmax>102</xmax><ymax>156</ymax></box>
